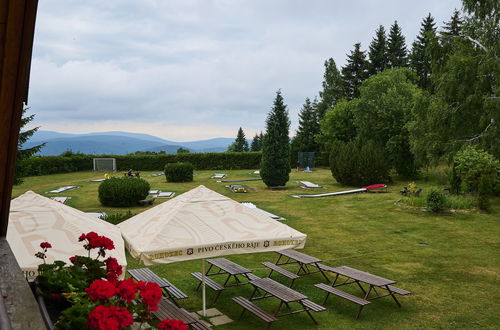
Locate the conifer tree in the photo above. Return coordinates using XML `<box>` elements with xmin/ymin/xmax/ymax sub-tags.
<box><xmin>15</xmin><ymin>108</ymin><xmax>45</xmax><ymax>184</ymax></box>
<box><xmin>410</xmin><ymin>14</ymin><xmax>438</xmax><ymax>90</ymax></box>
<box><xmin>250</xmin><ymin>132</ymin><xmax>262</xmax><ymax>151</ymax></box>
<box><xmin>387</xmin><ymin>21</ymin><xmax>408</xmax><ymax>68</ymax></box>
<box><xmin>440</xmin><ymin>9</ymin><xmax>463</xmax><ymax>44</ymax></box>
<box><xmin>291</xmin><ymin>98</ymin><xmax>320</xmax><ymax>154</ymax></box>
<box><xmin>260</xmin><ymin>90</ymin><xmax>291</xmax><ymax>187</ymax></box>
<box><xmin>228</xmin><ymin>127</ymin><xmax>249</xmax><ymax>152</ymax></box>
<box><xmin>341</xmin><ymin>43</ymin><xmax>368</xmax><ymax>99</ymax></box>
<box><xmin>368</xmin><ymin>25</ymin><xmax>388</xmax><ymax>75</ymax></box>
<box><xmin>317</xmin><ymin>58</ymin><xmax>344</xmax><ymax>120</ymax></box>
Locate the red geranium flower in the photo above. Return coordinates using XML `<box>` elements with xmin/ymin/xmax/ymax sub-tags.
<box><xmin>116</xmin><ymin>278</ymin><xmax>138</xmax><ymax>303</ymax></box>
<box><xmin>40</xmin><ymin>242</ymin><xmax>52</xmax><ymax>249</ymax></box>
<box><xmin>157</xmin><ymin>319</ymin><xmax>188</xmax><ymax>330</ymax></box>
<box><xmin>99</xmin><ymin>236</ymin><xmax>115</xmax><ymax>250</ymax></box>
<box><xmin>138</xmin><ymin>281</ymin><xmax>162</xmax><ymax>311</ymax></box>
<box><xmin>85</xmin><ymin>279</ymin><xmax>116</xmax><ymax>301</ymax></box>
<box><xmin>88</xmin><ymin>305</ymin><xmax>133</xmax><ymax>330</ymax></box>
<box><xmin>69</xmin><ymin>256</ymin><xmax>76</xmax><ymax>263</ymax></box>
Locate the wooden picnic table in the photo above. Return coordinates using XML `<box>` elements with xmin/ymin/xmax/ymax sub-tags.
<box><xmin>315</xmin><ymin>265</ymin><xmax>410</xmax><ymax>319</ymax></box>
<box><xmin>246</xmin><ymin>277</ymin><xmax>325</xmax><ymax>325</ymax></box>
<box><xmin>128</xmin><ymin>268</ymin><xmax>188</xmax><ymax>307</ymax></box>
<box><xmin>205</xmin><ymin>257</ymin><xmax>254</xmax><ymax>287</ymax></box>
<box><xmin>275</xmin><ymin>249</ymin><xmax>329</xmax><ymax>281</ymax></box>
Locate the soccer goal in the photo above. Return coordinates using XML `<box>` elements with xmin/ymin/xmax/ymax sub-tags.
<box><xmin>93</xmin><ymin>158</ymin><xmax>116</xmax><ymax>172</ymax></box>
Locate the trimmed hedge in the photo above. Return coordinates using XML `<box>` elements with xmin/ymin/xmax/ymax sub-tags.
<box><xmin>98</xmin><ymin>177</ymin><xmax>150</xmax><ymax>207</ymax></box>
<box><xmin>20</xmin><ymin>152</ymin><xmax>262</xmax><ymax>176</ymax></box>
<box><xmin>165</xmin><ymin>162</ymin><xmax>194</xmax><ymax>182</ymax></box>
<box><xmin>426</xmin><ymin>188</ymin><xmax>446</xmax><ymax>212</ymax></box>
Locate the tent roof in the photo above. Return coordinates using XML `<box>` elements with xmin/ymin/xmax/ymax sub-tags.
<box><xmin>118</xmin><ymin>185</ymin><xmax>306</xmax><ymax>265</ymax></box>
<box><xmin>7</xmin><ymin>191</ymin><xmax>127</xmax><ymax>278</ymax></box>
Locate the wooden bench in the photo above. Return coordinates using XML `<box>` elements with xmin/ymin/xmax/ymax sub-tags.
<box><xmin>128</xmin><ymin>268</ymin><xmax>187</xmax><ymax>307</ymax></box>
<box><xmin>314</xmin><ymin>283</ymin><xmax>370</xmax><ymax>319</ymax></box>
<box><xmin>317</xmin><ymin>263</ymin><xmax>337</xmax><ymax>273</ymax></box>
<box><xmin>162</xmin><ymin>278</ymin><xmax>188</xmax><ymax>300</ymax></box>
<box><xmin>191</xmin><ymin>272</ymin><xmax>225</xmax><ymax>303</ymax></box>
<box><xmin>137</xmin><ymin>197</ymin><xmax>155</xmax><ymax>206</ymax></box>
<box><xmin>386</xmin><ymin>285</ymin><xmax>411</xmax><ymax>295</ymax></box>
<box><xmin>190</xmin><ymin>321</ymin><xmax>211</xmax><ymax>330</ymax></box>
<box><xmin>246</xmin><ymin>272</ymin><xmax>260</xmax><ymax>281</ymax></box>
<box><xmin>262</xmin><ymin>261</ymin><xmax>300</xmax><ymax>287</ymax></box>
<box><xmin>232</xmin><ymin>296</ymin><xmax>278</xmax><ymax>329</ymax></box>
<box><xmin>301</xmin><ymin>299</ymin><xmax>326</xmax><ymax>312</ymax></box>
<box><xmin>153</xmin><ymin>298</ymin><xmax>205</xmax><ymax>329</ymax></box>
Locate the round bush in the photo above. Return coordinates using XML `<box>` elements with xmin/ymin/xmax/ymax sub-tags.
<box><xmin>98</xmin><ymin>177</ymin><xmax>150</xmax><ymax>207</ymax></box>
<box><xmin>452</xmin><ymin>146</ymin><xmax>499</xmax><ymax>194</ymax></box>
<box><xmin>426</xmin><ymin>188</ymin><xmax>446</xmax><ymax>212</ymax></box>
<box><xmin>164</xmin><ymin>162</ymin><xmax>194</xmax><ymax>182</ymax></box>
<box><xmin>329</xmin><ymin>139</ymin><xmax>391</xmax><ymax>186</ymax></box>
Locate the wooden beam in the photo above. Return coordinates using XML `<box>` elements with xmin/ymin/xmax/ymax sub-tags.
<box><xmin>0</xmin><ymin>0</ymin><xmax>38</xmax><ymax>238</ymax></box>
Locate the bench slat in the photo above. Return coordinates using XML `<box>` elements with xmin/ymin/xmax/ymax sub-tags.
<box><xmin>262</xmin><ymin>262</ymin><xmax>300</xmax><ymax>279</ymax></box>
<box><xmin>246</xmin><ymin>273</ymin><xmax>260</xmax><ymax>281</ymax></box>
<box><xmin>191</xmin><ymin>272</ymin><xmax>224</xmax><ymax>291</ymax></box>
<box><xmin>162</xmin><ymin>278</ymin><xmax>188</xmax><ymax>299</ymax></box>
<box><xmin>301</xmin><ymin>299</ymin><xmax>326</xmax><ymax>312</ymax></box>
<box><xmin>386</xmin><ymin>285</ymin><xmax>411</xmax><ymax>295</ymax></box>
<box><xmin>232</xmin><ymin>296</ymin><xmax>278</xmax><ymax>323</ymax></box>
<box><xmin>190</xmin><ymin>321</ymin><xmax>211</xmax><ymax>330</ymax></box>
<box><xmin>317</xmin><ymin>263</ymin><xmax>337</xmax><ymax>272</ymax></box>
<box><xmin>315</xmin><ymin>283</ymin><xmax>370</xmax><ymax>306</ymax></box>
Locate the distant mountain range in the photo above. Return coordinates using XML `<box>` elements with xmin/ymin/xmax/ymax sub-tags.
<box><xmin>24</xmin><ymin>130</ymin><xmax>248</xmax><ymax>156</ymax></box>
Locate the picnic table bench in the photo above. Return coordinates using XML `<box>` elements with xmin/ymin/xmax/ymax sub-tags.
<box><xmin>235</xmin><ymin>277</ymin><xmax>326</xmax><ymax>328</ymax></box>
<box><xmin>128</xmin><ymin>268</ymin><xmax>188</xmax><ymax>307</ymax></box>
<box><xmin>137</xmin><ymin>197</ymin><xmax>155</xmax><ymax>206</ymax></box>
<box><xmin>275</xmin><ymin>249</ymin><xmax>329</xmax><ymax>281</ymax></box>
<box><xmin>191</xmin><ymin>258</ymin><xmax>255</xmax><ymax>303</ymax></box>
<box><xmin>262</xmin><ymin>261</ymin><xmax>299</xmax><ymax>287</ymax></box>
<box><xmin>153</xmin><ymin>298</ymin><xmax>210</xmax><ymax>330</ymax></box>
<box><xmin>315</xmin><ymin>266</ymin><xmax>410</xmax><ymax>319</ymax></box>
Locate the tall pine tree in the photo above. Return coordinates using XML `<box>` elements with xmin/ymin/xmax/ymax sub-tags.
<box><xmin>317</xmin><ymin>58</ymin><xmax>344</xmax><ymax>120</ymax></box>
<box><xmin>341</xmin><ymin>43</ymin><xmax>368</xmax><ymax>99</ymax></box>
<box><xmin>15</xmin><ymin>108</ymin><xmax>45</xmax><ymax>184</ymax></box>
<box><xmin>291</xmin><ymin>98</ymin><xmax>320</xmax><ymax>155</ymax></box>
<box><xmin>410</xmin><ymin>14</ymin><xmax>438</xmax><ymax>90</ymax></box>
<box><xmin>368</xmin><ymin>25</ymin><xmax>388</xmax><ymax>75</ymax></box>
<box><xmin>250</xmin><ymin>132</ymin><xmax>262</xmax><ymax>151</ymax></box>
<box><xmin>260</xmin><ymin>90</ymin><xmax>291</xmax><ymax>187</ymax></box>
<box><xmin>440</xmin><ymin>9</ymin><xmax>463</xmax><ymax>44</ymax></box>
<box><xmin>228</xmin><ymin>127</ymin><xmax>249</xmax><ymax>152</ymax></box>
<box><xmin>387</xmin><ymin>21</ymin><xmax>408</xmax><ymax>68</ymax></box>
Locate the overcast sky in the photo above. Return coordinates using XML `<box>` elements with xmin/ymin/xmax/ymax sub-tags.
<box><xmin>27</xmin><ymin>0</ymin><xmax>462</xmax><ymax>141</ymax></box>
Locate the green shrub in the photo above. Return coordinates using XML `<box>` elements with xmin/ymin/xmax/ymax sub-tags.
<box><xmin>329</xmin><ymin>139</ymin><xmax>391</xmax><ymax>186</ymax></box>
<box><xmin>452</xmin><ymin>146</ymin><xmax>499</xmax><ymax>194</ymax></box>
<box><xmin>164</xmin><ymin>162</ymin><xmax>194</xmax><ymax>182</ymax></box>
<box><xmin>21</xmin><ymin>152</ymin><xmax>262</xmax><ymax>177</ymax></box>
<box><xmin>477</xmin><ymin>176</ymin><xmax>491</xmax><ymax>212</ymax></box>
<box><xmin>426</xmin><ymin>188</ymin><xmax>446</xmax><ymax>212</ymax></box>
<box><xmin>98</xmin><ymin>177</ymin><xmax>150</xmax><ymax>207</ymax></box>
<box><xmin>105</xmin><ymin>210</ymin><xmax>134</xmax><ymax>225</ymax></box>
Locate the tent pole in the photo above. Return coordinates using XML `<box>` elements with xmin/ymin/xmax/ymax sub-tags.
<box><xmin>202</xmin><ymin>259</ymin><xmax>206</xmax><ymax>317</ymax></box>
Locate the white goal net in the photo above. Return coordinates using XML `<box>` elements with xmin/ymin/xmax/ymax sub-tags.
<box><xmin>93</xmin><ymin>158</ymin><xmax>116</xmax><ymax>172</ymax></box>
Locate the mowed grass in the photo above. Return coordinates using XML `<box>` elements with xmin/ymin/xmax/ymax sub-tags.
<box><xmin>11</xmin><ymin>168</ymin><xmax>500</xmax><ymax>329</ymax></box>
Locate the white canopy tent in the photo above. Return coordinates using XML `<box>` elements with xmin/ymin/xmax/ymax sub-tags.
<box><xmin>7</xmin><ymin>191</ymin><xmax>127</xmax><ymax>279</ymax></box>
<box><xmin>118</xmin><ymin>185</ymin><xmax>307</xmax><ymax>314</ymax></box>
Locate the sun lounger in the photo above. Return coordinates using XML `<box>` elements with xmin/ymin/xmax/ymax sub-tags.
<box><xmin>241</xmin><ymin>202</ymin><xmax>285</xmax><ymax>220</ymax></box>
<box><xmin>149</xmin><ymin>190</ymin><xmax>160</xmax><ymax>195</ymax></box>
<box><xmin>85</xmin><ymin>212</ymin><xmax>107</xmax><ymax>219</ymax></box>
<box><xmin>89</xmin><ymin>178</ymin><xmax>106</xmax><ymax>182</ymax></box>
<box><xmin>157</xmin><ymin>192</ymin><xmax>175</xmax><ymax>198</ymax></box>
<box><xmin>47</xmin><ymin>186</ymin><xmax>78</xmax><ymax>193</ymax></box>
<box><xmin>211</xmin><ymin>173</ymin><xmax>227</xmax><ymax>179</ymax></box>
<box><xmin>252</xmin><ymin>170</ymin><xmax>260</xmax><ymax>175</ymax></box>
<box><xmin>298</xmin><ymin>181</ymin><xmax>322</xmax><ymax>188</ymax></box>
<box><xmin>150</xmin><ymin>173</ymin><xmax>163</xmax><ymax>177</ymax></box>
<box><xmin>227</xmin><ymin>184</ymin><xmax>247</xmax><ymax>193</ymax></box>
<box><xmin>51</xmin><ymin>197</ymin><xmax>69</xmax><ymax>204</ymax></box>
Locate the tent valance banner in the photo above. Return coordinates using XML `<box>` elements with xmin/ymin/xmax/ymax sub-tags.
<box><xmin>7</xmin><ymin>191</ymin><xmax>127</xmax><ymax>279</ymax></box>
<box><xmin>118</xmin><ymin>185</ymin><xmax>307</xmax><ymax>265</ymax></box>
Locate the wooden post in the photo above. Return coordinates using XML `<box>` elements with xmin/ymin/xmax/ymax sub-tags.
<box><xmin>0</xmin><ymin>0</ymin><xmax>38</xmax><ymax>237</ymax></box>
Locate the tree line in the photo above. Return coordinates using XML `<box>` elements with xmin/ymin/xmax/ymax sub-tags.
<box><xmin>233</xmin><ymin>0</ymin><xmax>499</xmax><ymax>188</ymax></box>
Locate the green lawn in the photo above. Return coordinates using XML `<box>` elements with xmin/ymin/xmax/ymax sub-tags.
<box><xmin>11</xmin><ymin>169</ymin><xmax>500</xmax><ymax>329</ymax></box>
